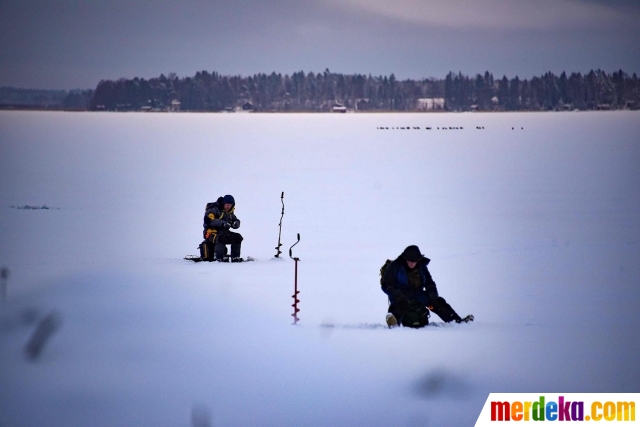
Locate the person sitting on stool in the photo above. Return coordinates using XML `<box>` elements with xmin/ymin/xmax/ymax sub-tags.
<box><xmin>203</xmin><ymin>194</ymin><xmax>244</xmax><ymax>262</ymax></box>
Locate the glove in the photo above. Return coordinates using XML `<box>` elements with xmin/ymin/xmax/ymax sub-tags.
<box><xmin>231</xmin><ymin>219</ymin><xmax>240</xmax><ymax>229</ymax></box>
<box><xmin>221</xmin><ymin>222</ymin><xmax>231</xmax><ymax>229</ymax></box>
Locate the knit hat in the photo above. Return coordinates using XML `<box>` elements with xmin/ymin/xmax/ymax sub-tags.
<box><xmin>400</xmin><ymin>245</ymin><xmax>423</xmax><ymax>262</ymax></box>
<box><xmin>222</xmin><ymin>195</ymin><xmax>235</xmax><ymax>206</ymax></box>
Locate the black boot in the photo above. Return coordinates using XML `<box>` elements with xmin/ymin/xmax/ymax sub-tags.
<box><xmin>457</xmin><ymin>314</ymin><xmax>474</xmax><ymax>323</ymax></box>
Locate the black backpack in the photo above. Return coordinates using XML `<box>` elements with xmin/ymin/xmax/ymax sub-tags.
<box><xmin>198</xmin><ymin>240</ymin><xmax>215</xmax><ymax>261</ymax></box>
<box><xmin>403</xmin><ymin>301</ymin><xmax>429</xmax><ymax>328</ymax></box>
<box><xmin>379</xmin><ymin>259</ymin><xmax>392</xmax><ymax>284</ymax></box>
<box><xmin>199</xmin><ymin>197</ymin><xmax>225</xmax><ymax>261</ymax></box>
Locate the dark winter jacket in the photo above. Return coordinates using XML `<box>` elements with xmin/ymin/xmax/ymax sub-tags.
<box><xmin>381</xmin><ymin>256</ymin><xmax>439</xmax><ymax>306</ymax></box>
<box><xmin>203</xmin><ymin>198</ymin><xmax>240</xmax><ymax>240</ymax></box>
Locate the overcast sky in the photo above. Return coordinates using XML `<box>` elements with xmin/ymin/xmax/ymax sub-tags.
<box><xmin>1</xmin><ymin>0</ymin><xmax>639</xmax><ymax>90</ymax></box>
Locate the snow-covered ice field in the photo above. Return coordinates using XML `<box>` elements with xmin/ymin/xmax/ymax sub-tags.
<box><xmin>1</xmin><ymin>110</ymin><xmax>639</xmax><ymax>426</ymax></box>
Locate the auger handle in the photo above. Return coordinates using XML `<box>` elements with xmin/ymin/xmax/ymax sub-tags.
<box><xmin>289</xmin><ymin>233</ymin><xmax>300</xmax><ymax>260</ymax></box>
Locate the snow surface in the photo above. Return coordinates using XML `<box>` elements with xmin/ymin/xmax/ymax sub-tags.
<box><xmin>1</xmin><ymin>110</ymin><xmax>639</xmax><ymax>426</ymax></box>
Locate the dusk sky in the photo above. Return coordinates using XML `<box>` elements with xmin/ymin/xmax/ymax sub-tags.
<box><xmin>1</xmin><ymin>0</ymin><xmax>639</xmax><ymax>90</ymax></box>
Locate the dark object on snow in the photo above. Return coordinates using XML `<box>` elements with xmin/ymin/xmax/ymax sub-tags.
<box><xmin>380</xmin><ymin>245</ymin><xmax>473</xmax><ymax>328</ymax></box>
<box><xmin>184</xmin><ymin>254</ymin><xmax>254</xmax><ymax>263</ymax></box>
<box><xmin>24</xmin><ymin>311</ymin><xmax>62</xmax><ymax>361</ymax></box>
<box><xmin>198</xmin><ymin>239</ymin><xmax>215</xmax><ymax>261</ymax></box>
<box><xmin>10</xmin><ymin>204</ymin><xmax>51</xmax><ymax>210</ymax></box>
<box><xmin>395</xmin><ymin>299</ymin><xmax>430</xmax><ymax>328</ymax></box>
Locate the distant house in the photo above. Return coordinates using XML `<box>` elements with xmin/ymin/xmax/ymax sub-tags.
<box><xmin>356</xmin><ymin>98</ymin><xmax>370</xmax><ymax>111</ymax></box>
<box><xmin>169</xmin><ymin>99</ymin><xmax>181</xmax><ymax>112</ymax></box>
<box><xmin>332</xmin><ymin>103</ymin><xmax>347</xmax><ymax>113</ymax></box>
<box><xmin>242</xmin><ymin>102</ymin><xmax>254</xmax><ymax>111</ymax></box>
<box><xmin>416</xmin><ymin>98</ymin><xmax>445</xmax><ymax>111</ymax></box>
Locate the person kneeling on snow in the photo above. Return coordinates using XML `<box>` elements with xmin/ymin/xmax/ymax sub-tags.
<box><xmin>381</xmin><ymin>245</ymin><xmax>473</xmax><ymax>328</ymax></box>
<box><xmin>203</xmin><ymin>195</ymin><xmax>244</xmax><ymax>262</ymax></box>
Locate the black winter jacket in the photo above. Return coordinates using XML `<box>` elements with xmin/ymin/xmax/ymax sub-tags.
<box><xmin>381</xmin><ymin>256</ymin><xmax>439</xmax><ymax>306</ymax></box>
<box><xmin>203</xmin><ymin>200</ymin><xmax>240</xmax><ymax>239</ymax></box>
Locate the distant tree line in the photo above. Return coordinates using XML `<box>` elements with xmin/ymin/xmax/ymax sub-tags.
<box><xmin>89</xmin><ymin>70</ymin><xmax>445</xmax><ymax>112</ymax></box>
<box><xmin>89</xmin><ymin>69</ymin><xmax>639</xmax><ymax>112</ymax></box>
<box><xmin>2</xmin><ymin>69</ymin><xmax>638</xmax><ymax>112</ymax></box>
<box><xmin>443</xmin><ymin>70</ymin><xmax>639</xmax><ymax>111</ymax></box>
<box><xmin>0</xmin><ymin>87</ymin><xmax>93</xmax><ymax>110</ymax></box>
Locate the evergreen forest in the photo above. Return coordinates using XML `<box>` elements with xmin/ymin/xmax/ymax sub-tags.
<box><xmin>89</xmin><ymin>69</ymin><xmax>640</xmax><ymax>112</ymax></box>
<box><xmin>2</xmin><ymin>69</ymin><xmax>638</xmax><ymax>112</ymax></box>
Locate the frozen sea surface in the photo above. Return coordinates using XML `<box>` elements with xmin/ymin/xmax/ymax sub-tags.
<box><xmin>1</xmin><ymin>111</ymin><xmax>639</xmax><ymax>426</ymax></box>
